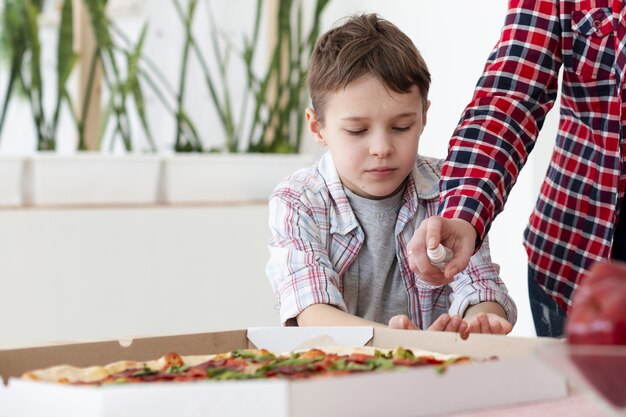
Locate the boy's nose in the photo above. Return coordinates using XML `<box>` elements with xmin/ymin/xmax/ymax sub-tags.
<box><xmin>369</xmin><ymin>134</ymin><xmax>393</xmax><ymax>158</ymax></box>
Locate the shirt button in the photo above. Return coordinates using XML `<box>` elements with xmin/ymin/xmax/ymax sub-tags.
<box><xmin>593</xmin><ymin>20</ymin><xmax>602</xmax><ymax>29</ymax></box>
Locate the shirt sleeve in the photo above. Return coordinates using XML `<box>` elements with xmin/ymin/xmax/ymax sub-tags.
<box><xmin>266</xmin><ymin>191</ymin><xmax>347</xmax><ymax>326</ymax></box>
<box><xmin>447</xmin><ymin>236</ymin><xmax>518</xmax><ymax>325</ymax></box>
<box><xmin>439</xmin><ymin>0</ymin><xmax>562</xmax><ymax>241</ymax></box>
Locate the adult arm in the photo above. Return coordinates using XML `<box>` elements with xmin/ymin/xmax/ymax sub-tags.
<box><xmin>411</xmin><ymin>0</ymin><xmax>563</xmax><ymax>283</ymax></box>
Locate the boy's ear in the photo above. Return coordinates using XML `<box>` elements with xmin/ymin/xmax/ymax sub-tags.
<box><xmin>422</xmin><ymin>100</ymin><xmax>431</xmax><ymax>131</ymax></box>
<box><xmin>306</xmin><ymin>108</ymin><xmax>327</xmax><ymax>146</ymax></box>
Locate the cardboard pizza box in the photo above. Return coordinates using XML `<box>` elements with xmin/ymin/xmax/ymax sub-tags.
<box><xmin>0</xmin><ymin>327</ymin><xmax>568</xmax><ymax>417</ymax></box>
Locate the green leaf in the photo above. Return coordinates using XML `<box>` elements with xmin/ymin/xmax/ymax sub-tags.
<box><xmin>126</xmin><ymin>23</ymin><xmax>156</xmax><ymax>151</ymax></box>
<box><xmin>82</xmin><ymin>0</ymin><xmax>113</xmax><ymax>51</ymax></box>
<box><xmin>166</xmin><ymin>364</ymin><xmax>190</xmax><ymax>374</ymax></box>
<box><xmin>53</xmin><ymin>0</ymin><xmax>77</xmax><ymax>133</ymax></box>
<box><xmin>132</xmin><ymin>366</ymin><xmax>157</xmax><ymax>377</ymax></box>
<box><xmin>392</xmin><ymin>347</ymin><xmax>416</xmax><ymax>360</ymax></box>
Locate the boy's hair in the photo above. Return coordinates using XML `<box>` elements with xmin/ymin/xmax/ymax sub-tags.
<box><xmin>307</xmin><ymin>13</ymin><xmax>431</xmax><ymax>122</ymax></box>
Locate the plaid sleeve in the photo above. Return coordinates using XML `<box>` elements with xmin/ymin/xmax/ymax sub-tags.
<box><xmin>447</xmin><ymin>236</ymin><xmax>518</xmax><ymax>325</ymax></box>
<box><xmin>266</xmin><ymin>191</ymin><xmax>347</xmax><ymax>326</ymax></box>
<box><xmin>439</xmin><ymin>0</ymin><xmax>562</xmax><ymax>241</ymax></box>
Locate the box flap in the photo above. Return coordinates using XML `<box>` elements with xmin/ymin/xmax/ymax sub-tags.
<box><xmin>247</xmin><ymin>327</ymin><xmax>373</xmax><ymax>352</ymax></box>
<box><xmin>371</xmin><ymin>328</ymin><xmax>563</xmax><ymax>359</ymax></box>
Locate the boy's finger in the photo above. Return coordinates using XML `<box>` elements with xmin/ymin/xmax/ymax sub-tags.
<box><xmin>428</xmin><ymin>314</ymin><xmax>450</xmax><ymax>331</ymax></box>
<box><xmin>447</xmin><ymin>315</ymin><xmax>462</xmax><ymax>332</ymax></box>
<box><xmin>502</xmin><ymin>320</ymin><xmax>513</xmax><ymax>334</ymax></box>
<box><xmin>478</xmin><ymin>314</ymin><xmax>491</xmax><ymax>334</ymax></box>
<box><xmin>458</xmin><ymin>320</ymin><xmax>470</xmax><ymax>340</ymax></box>
<box><xmin>402</xmin><ymin>316</ymin><xmax>417</xmax><ymax>330</ymax></box>
<box><xmin>468</xmin><ymin>319</ymin><xmax>480</xmax><ymax>334</ymax></box>
<box><xmin>491</xmin><ymin>321</ymin><xmax>503</xmax><ymax>335</ymax></box>
<box><xmin>389</xmin><ymin>315</ymin><xmax>416</xmax><ymax>329</ymax></box>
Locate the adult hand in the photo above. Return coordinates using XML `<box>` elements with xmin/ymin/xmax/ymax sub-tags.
<box><xmin>407</xmin><ymin>216</ymin><xmax>478</xmax><ymax>286</ymax></box>
<box><xmin>566</xmin><ymin>261</ymin><xmax>626</xmax><ymax>345</ymax></box>
<box><xmin>464</xmin><ymin>312</ymin><xmax>512</xmax><ymax>336</ymax></box>
<box><xmin>427</xmin><ymin>314</ymin><xmax>470</xmax><ymax>340</ymax></box>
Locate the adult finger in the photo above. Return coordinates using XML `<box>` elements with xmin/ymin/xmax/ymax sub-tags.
<box><xmin>425</xmin><ymin>216</ymin><xmax>444</xmax><ymax>250</ymax></box>
<box><xmin>441</xmin><ymin>219</ymin><xmax>477</xmax><ymax>281</ymax></box>
<box><xmin>408</xmin><ymin>220</ymin><xmax>450</xmax><ymax>285</ymax></box>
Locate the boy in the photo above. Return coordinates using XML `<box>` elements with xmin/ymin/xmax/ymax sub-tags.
<box><xmin>266</xmin><ymin>13</ymin><xmax>516</xmax><ymax>337</ymax></box>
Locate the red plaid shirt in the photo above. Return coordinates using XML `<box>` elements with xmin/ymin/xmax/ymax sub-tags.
<box><xmin>439</xmin><ymin>0</ymin><xmax>626</xmax><ymax>312</ymax></box>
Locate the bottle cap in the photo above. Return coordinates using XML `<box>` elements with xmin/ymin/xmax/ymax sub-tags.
<box><xmin>427</xmin><ymin>244</ymin><xmax>447</xmax><ymax>264</ymax></box>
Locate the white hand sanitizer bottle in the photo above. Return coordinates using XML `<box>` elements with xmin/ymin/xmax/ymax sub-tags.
<box><xmin>427</xmin><ymin>244</ymin><xmax>453</xmax><ymax>270</ymax></box>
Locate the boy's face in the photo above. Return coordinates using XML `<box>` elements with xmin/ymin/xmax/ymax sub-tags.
<box><xmin>306</xmin><ymin>74</ymin><xmax>429</xmax><ymax>199</ymax></box>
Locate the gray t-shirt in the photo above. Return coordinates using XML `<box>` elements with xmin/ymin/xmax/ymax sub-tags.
<box><xmin>342</xmin><ymin>186</ymin><xmax>409</xmax><ymax>325</ymax></box>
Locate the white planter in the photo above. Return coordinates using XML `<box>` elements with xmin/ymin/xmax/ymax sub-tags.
<box><xmin>24</xmin><ymin>153</ymin><xmax>162</xmax><ymax>206</ymax></box>
<box><xmin>162</xmin><ymin>153</ymin><xmax>317</xmax><ymax>203</ymax></box>
<box><xmin>0</xmin><ymin>156</ymin><xmax>25</xmax><ymax>207</ymax></box>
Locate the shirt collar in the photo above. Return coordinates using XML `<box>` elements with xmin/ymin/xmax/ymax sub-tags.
<box><xmin>317</xmin><ymin>152</ymin><xmax>440</xmax><ymax>235</ymax></box>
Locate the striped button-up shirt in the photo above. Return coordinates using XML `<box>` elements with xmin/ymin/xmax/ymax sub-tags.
<box><xmin>267</xmin><ymin>152</ymin><xmax>517</xmax><ymax>328</ymax></box>
<box><xmin>439</xmin><ymin>0</ymin><xmax>626</xmax><ymax>312</ymax></box>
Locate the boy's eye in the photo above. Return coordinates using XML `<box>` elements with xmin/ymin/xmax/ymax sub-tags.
<box><xmin>345</xmin><ymin>129</ymin><xmax>367</xmax><ymax>136</ymax></box>
<box><xmin>393</xmin><ymin>125</ymin><xmax>412</xmax><ymax>132</ymax></box>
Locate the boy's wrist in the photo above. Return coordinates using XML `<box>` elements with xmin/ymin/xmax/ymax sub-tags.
<box><xmin>463</xmin><ymin>301</ymin><xmax>507</xmax><ymax>320</ymax></box>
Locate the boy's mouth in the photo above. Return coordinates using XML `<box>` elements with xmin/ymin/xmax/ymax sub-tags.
<box><xmin>366</xmin><ymin>167</ymin><xmax>396</xmax><ymax>177</ymax></box>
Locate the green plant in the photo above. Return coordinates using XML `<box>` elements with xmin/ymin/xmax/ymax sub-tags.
<box><xmin>0</xmin><ymin>0</ymin><xmax>56</xmax><ymax>150</ymax></box>
<box><xmin>0</xmin><ymin>0</ymin><xmax>158</xmax><ymax>152</ymax></box>
<box><xmin>0</xmin><ymin>0</ymin><xmax>331</xmax><ymax>154</ymax></box>
<box><xmin>171</xmin><ymin>0</ymin><xmax>331</xmax><ymax>153</ymax></box>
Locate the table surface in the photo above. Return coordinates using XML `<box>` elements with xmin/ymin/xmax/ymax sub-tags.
<box><xmin>447</xmin><ymin>393</ymin><xmax>621</xmax><ymax>417</ymax></box>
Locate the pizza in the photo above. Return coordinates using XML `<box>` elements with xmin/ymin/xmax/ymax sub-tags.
<box><xmin>22</xmin><ymin>346</ymin><xmax>472</xmax><ymax>385</ymax></box>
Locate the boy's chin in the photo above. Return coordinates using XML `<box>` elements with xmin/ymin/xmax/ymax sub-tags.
<box><xmin>365</xmin><ymin>186</ymin><xmax>405</xmax><ymax>200</ymax></box>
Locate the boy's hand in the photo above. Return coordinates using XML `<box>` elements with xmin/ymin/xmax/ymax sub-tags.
<box><xmin>407</xmin><ymin>216</ymin><xmax>477</xmax><ymax>286</ymax></box>
<box><xmin>388</xmin><ymin>314</ymin><xmax>418</xmax><ymax>330</ymax></box>
<box><xmin>427</xmin><ymin>314</ymin><xmax>470</xmax><ymax>340</ymax></box>
<box><xmin>464</xmin><ymin>312</ymin><xmax>512</xmax><ymax>335</ymax></box>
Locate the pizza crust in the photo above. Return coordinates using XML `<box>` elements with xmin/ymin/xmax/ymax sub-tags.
<box><xmin>22</xmin><ymin>354</ymin><xmax>220</xmax><ymax>384</ymax></box>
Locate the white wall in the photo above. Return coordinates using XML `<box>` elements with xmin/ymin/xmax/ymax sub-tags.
<box><xmin>0</xmin><ymin>1</ymin><xmax>561</xmax><ymax>345</ymax></box>
<box><xmin>0</xmin><ymin>206</ymin><xmax>279</xmax><ymax>347</ymax></box>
